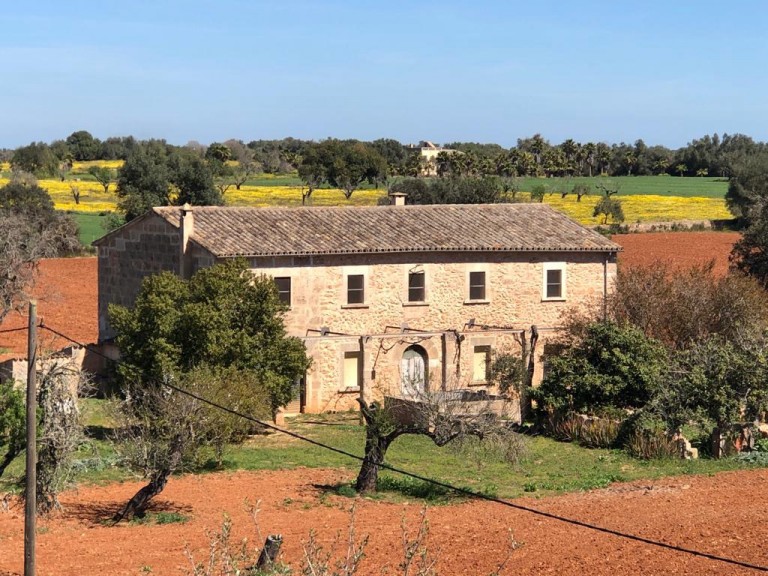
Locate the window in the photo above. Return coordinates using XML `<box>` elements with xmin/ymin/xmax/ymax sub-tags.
<box><xmin>343</xmin><ymin>351</ymin><xmax>361</xmax><ymax>389</ymax></box>
<box><xmin>472</xmin><ymin>345</ymin><xmax>491</xmax><ymax>383</ymax></box>
<box><xmin>347</xmin><ymin>274</ymin><xmax>365</xmax><ymax>305</ymax></box>
<box><xmin>408</xmin><ymin>271</ymin><xmax>425</xmax><ymax>302</ymax></box>
<box><xmin>542</xmin><ymin>263</ymin><xmax>566</xmax><ymax>300</ymax></box>
<box><xmin>274</xmin><ymin>277</ymin><xmax>291</xmax><ymax>306</ymax></box>
<box><xmin>468</xmin><ymin>271</ymin><xmax>486</xmax><ymax>301</ymax></box>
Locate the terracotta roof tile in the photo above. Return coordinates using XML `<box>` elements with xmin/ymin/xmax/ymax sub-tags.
<box><xmin>152</xmin><ymin>204</ymin><xmax>621</xmax><ymax>257</ymax></box>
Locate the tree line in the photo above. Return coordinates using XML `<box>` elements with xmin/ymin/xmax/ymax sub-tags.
<box><xmin>4</xmin><ymin>130</ymin><xmax>768</xmax><ymax>181</ymax></box>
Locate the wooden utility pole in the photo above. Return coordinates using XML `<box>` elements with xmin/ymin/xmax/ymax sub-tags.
<box><xmin>24</xmin><ymin>301</ymin><xmax>37</xmax><ymax>576</ymax></box>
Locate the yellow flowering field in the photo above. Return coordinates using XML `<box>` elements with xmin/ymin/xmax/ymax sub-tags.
<box><xmin>541</xmin><ymin>193</ymin><xmax>731</xmax><ymax>224</ymax></box>
<box><xmin>72</xmin><ymin>160</ymin><xmax>124</xmax><ymax>171</ymax></box>
<box><xmin>0</xmin><ymin>177</ymin><xmax>118</xmax><ymax>213</ymax></box>
<box><xmin>0</xmin><ymin>173</ymin><xmax>732</xmax><ymax>224</ymax></box>
<box><xmin>225</xmin><ymin>185</ymin><xmax>384</xmax><ymax>207</ymax></box>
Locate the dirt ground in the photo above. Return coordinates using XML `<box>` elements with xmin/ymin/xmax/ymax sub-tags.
<box><xmin>0</xmin><ymin>467</ymin><xmax>766</xmax><ymax>575</ymax></box>
<box><xmin>614</xmin><ymin>231</ymin><xmax>741</xmax><ymax>276</ymax></box>
<box><xmin>0</xmin><ymin>258</ymin><xmax>98</xmax><ymax>361</ymax></box>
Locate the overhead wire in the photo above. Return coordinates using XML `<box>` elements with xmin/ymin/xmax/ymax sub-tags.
<box><xmin>39</xmin><ymin>321</ymin><xmax>768</xmax><ymax>573</ymax></box>
<box><xmin>0</xmin><ymin>325</ymin><xmax>34</xmax><ymax>335</ymax></box>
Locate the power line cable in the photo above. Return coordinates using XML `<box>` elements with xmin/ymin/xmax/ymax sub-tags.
<box><xmin>39</xmin><ymin>322</ymin><xmax>768</xmax><ymax>573</ymax></box>
<box><xmin>0</xmin><ymin>325</ymin><xmax>32</xmax><ymax>335</ymax></box>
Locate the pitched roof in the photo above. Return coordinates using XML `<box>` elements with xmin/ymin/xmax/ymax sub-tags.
<box><xmin>149</xmin><ymin>204</ymin><xmax>620</xmax><ymax>258</ymax></box>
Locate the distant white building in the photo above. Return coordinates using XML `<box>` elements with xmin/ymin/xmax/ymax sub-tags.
<box><xmin>406</xmin><ymin>141</ymin><xmax>460</xmax><ymax>176</ymax></box>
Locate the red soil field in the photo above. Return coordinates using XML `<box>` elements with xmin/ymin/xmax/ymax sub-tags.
<box><xmin>0</xmin><ymin>467</ymin><xmax>766</xmax><ymax>576</ymax></box>
<box><xmin>614</xmin><ymin>231</ymin><xmax>741</xmax><ymax>276</ymax></box>
<box><xmin>0</xmin><ymin>258</ymin><xmax>98</xmax><ymax>361</ymax></box>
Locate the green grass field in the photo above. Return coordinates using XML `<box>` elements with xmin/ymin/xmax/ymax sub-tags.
<box><xmin>517</xmin><ymin>175</ymin><xmax>728</xmax><ymax>198</ymax></box>
<box><xmin>2</xmin><ymin>404</ymin><xmax>761</xmax><ymax>500</ymax></box>
<box><xmin>70</xmin><ymin>212</ymin><xmax>111</xmax><ymax>244</ymax></box>
<box><xmin>247</xmin><ymin>174</ymin><xmax>729</xmax><ymax>198</ymax></box>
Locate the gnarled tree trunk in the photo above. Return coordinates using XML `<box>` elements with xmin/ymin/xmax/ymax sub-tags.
<box><xmin>354</xmin><ymin>397</ymin><xmax>501</xmax><ymax>494</ymax></box>
<box><xmin>113</xmin><ymin>436</ymin><xmax>183</xmax><ymax>523</ymax></box>
<box><xmin>112</xmin><ymin>468</ymin><xmax>171</xmax><ymax>523</ymax></box>
<box><xmin>355</xmin><ymin>399</ymin><xmax>401</xmax><ymax>494</ymax></box>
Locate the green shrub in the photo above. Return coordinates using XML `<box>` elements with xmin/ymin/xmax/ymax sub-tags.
<box><xmin>755</xmin><ymin>437</ymin><xmax>768</xmax><ymax>453</ymax></box>
<box><xmin>532</xmin><ymin>322</ymin><xmax>667</xmax><ymax>418</ymax></box>
<box><xmin>578</xmin><ymin>417</ymin><xmax>621</xmax><ymax>449</ymax></box>
<box><xmin>621</xmin><ymin>412</ymin><xmax>678</xmax><ymax>460</ymax></box>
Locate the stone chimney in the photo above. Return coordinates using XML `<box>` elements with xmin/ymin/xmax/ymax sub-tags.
<box><xmin>388</xmin><ymin>191</ymin><xmax>407</xmax><ymax>206</ymax></box>
<box><xmin>180</xmin><ymin>203</ymin><xmax>194</xmax><ymax>278</ymax></box>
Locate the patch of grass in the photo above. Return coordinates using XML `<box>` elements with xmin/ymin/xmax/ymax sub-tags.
<box><xmin>67</xmin><ymin>211</ymin><xmax>111</xmax><ymax>244</ymax></box>
<box><xmin>131</xmin><ymin>511</ymin><xmax>189</xmax><ymax>525</ymax></box>
<box><xmin>220</xmin><ymin>415</ymin><xmax>764</xmax><ymax>499</ymax></box>
<box><xmin>245</xmin><ymin>174</ymin><xmax>303</xmax><ymax>187</ymax></box>
<box><xmin>81</xmin><ymin>397</ymin><xmax>116</xmax><ymax>429</ymax></box>
<box><xmin>517</xmin><ymin>175</ymin><xmax>728</xmax><ymax>199</ymax></box>
<box><xmin>18</xmin><ymin>407</ymin><xmax>763</xmax><ymax>500</ymax></box>
<box><xmin>376</xmin><ymin>476</ymin><xmax>454</xmax><ymax>501</ymax></box>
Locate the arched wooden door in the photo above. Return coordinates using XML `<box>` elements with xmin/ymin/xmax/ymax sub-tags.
<box><xmin>401</xmin><ymin>345</ymin><xmax>428</xmax><ymax>397</ymax></box>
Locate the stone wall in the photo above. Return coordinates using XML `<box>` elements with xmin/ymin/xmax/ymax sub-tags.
<box><xmin>96</xmin><ymin>212</ymin><xmax>213</xmax><ymax>341</ymax></box>
<box><xmin>250</xmin><ymin>250</ymin><xmax>616</xmax><ymax>413</ymax></box>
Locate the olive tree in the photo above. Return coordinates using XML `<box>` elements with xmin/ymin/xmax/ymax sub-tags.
<box><xmin>355</xmin><ymin>373</ymin><xmax>525</xmax><ymax>494</ymax></box>
<box><xmin>662</xmin><ymin>337</ymin><xmax>768</xmax><ymax>457</ymax></box>
<box><xmin>109</xmin><ymin>259</ymin><xmax>311</xmax><ymax>520</ymax></box>
<box><xmin>0</xmin><ymin>182</ymin><xmax>80</xmax><ymax>323</ymax></box>
<box><xmin>112</xmin><ymin>366</ymin><xmax>272</xmax><ymax>521</ymax></box>
<box><xmin>35</xmin><ymin>361</ymin><xmax>88</xmax><ymax>514</ymax></box>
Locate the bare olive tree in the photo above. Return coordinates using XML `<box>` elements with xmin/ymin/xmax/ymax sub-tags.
<box><xmin>0</xmin><ymin>181</ymin><xmax>80</xmax><ymax>323</ymax></box>
<box><xmin>111</xmin><ymin>365</ymin><xmax>272</xmax><ymax>522</ymax></box>
<box><xmin>355</xmin><ymin>378</ymin><xmax>525</xmax><ymax>494</ymax></box>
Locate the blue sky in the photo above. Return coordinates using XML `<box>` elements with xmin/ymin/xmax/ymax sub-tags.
<box><xmin>2</xmin><ymin>1</ymin><xmax>767</xmax><ymax>149</ymax></box>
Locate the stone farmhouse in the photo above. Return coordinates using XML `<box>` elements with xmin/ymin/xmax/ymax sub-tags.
<box><xmin>405</xmin><ymin>141</ymin><xmax>460</xmax><ymax>176</ymax></box>
<box><xmin>94</xmin><ymin>198</ymin><xmax>620</xmax><ymax>417</ymax></box>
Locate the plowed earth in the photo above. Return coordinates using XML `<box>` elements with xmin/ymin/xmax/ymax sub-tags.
<box><xmin>0</xmin><ymin>232</ymin><xmax>756</xmax><ymax>575</ymax></box>
<box><xmin>0</xmin><ymin>258</ymin><xmax>97</xmax><ymax>361</ymax></box>
<box><xmin>0</xmin><ymin>467</ymin><xmax>767</xmax><ymax>575</ymax></box>
<box><xmin>613</xmin><ymin>231</ymin><xmax>741</xmax><ymax>276</ymax></box>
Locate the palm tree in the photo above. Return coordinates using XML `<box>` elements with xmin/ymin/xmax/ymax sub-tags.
<box><xmin>596</xmin><ymin>143</ymin><xmax>611</xmax><ymax>175</ymax></box>
<box><xmin>583</xmin><ymin>142</ymin><xmax>596</xmax><ymax>177</ymax></box>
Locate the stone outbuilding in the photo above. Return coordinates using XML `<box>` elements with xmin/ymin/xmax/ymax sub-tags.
<box><xmin>94</xmin><ymin>201</ymin><xmax>620</xmax><ymax>417</ymax></box>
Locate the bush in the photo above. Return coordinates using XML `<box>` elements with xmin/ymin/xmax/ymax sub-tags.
<box><xmin>532</xmin><ymin>322</ymin><xmax>667</xmax><ymax>418</ymax></box>
<box><xmin>577</xmin><ymin>417</ymin><xmax>621</xmax><ymax>449</ymax></box>
<box><xmin>542</xmin><ymin>410</ymin><xmax>621</xmax><ymax>449</ymax></box>
<box><xmin>0</xmin><ymin>379</ymin><xmax>25</xmax><ymax>478</ymax></box>
<box><xmin>621</xmin><ymin>412</ymin><xmax>678</xmax><ymax>460</ymax></box>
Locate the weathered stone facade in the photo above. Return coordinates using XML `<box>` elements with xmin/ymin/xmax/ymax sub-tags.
<box><xmin>95</xmin><ymin>211</ymin><xmax>213</xmax><ymax>340</ymax></box>
<box><xmin>95</xmin><ymin>204</ymin><xmax>619</xmax><ymax>416</ymax></box>
<box><xmin>254</xmin><ymin>250</ymin><xmax>615</xmax><ymax>413</ymax></box>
